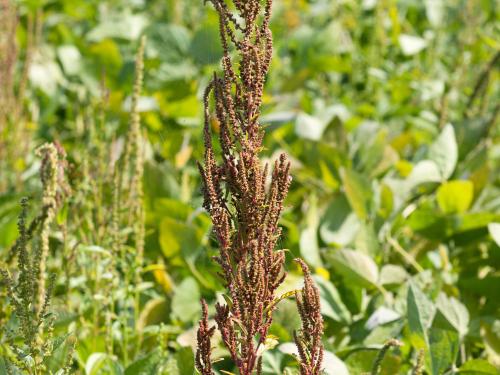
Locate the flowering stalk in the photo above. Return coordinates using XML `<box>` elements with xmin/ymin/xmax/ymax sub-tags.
<box><xmin>36</xmin><ymin>143</ymin><xmax>58</xmax><ymax>311</ymax></box>
<box><xmin>294</xmin><ymin>259</ymin><xmax>324</xmax><ymax>375</ymax></box>
<box><xmin>195</xmin><ymin>1</ymin><xmax>323</xmax><ymax>374</ymax></box>
<box><xmin>370</xmin><ymin>339</ymin><xmax>403</xmax><ymax>375</ymax></box>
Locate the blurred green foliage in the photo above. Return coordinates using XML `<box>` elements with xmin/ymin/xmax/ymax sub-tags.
<box><xmin>0</xmin><ymin>0</ymin><xmax>499</xmax><ymax>373</ymax></box>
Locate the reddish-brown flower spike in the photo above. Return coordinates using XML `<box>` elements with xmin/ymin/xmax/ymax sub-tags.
<box><xmin>294</xmin><ymin>259</ymin><xmax>324</xmax><ymax>375</ymax></box>
<box><xmin>196</xmin><ymin>300</ymin><xmax>216</xmax><ymax>375</ymax></box>
<box><xmin>196</xmin><ymin>1</ymin><xmax>322</xmax><ymax>374</ymax></box>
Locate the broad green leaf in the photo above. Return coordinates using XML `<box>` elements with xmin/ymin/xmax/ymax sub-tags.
<box><xmin>407</xmin><ymin>282</ymin><xmax>435</xmax><ymax>349</ymax></box>
<box><xmin>437</xmin><ymin>180</ymin><xmax>474</xmax><ymax>214</ymax></box>
<box><xmin>428</xmin><ymin>328</ymin><xmax>459</xmax><ymax>375</ymax></box>
<box><xmin>89</xmin><ymin>39</ymin><xmax>123</xmax><ymax>73</ymax></box>
<box><xmin>295</xmin><ymin>112</ymin><xmax>325</xmax><ymax>141</ymax></box>
<box><xmin>124</xmin><ymin>350</ymin><xmax>161</xmax><ymax>375</ymax></box>
<box><xmin>379</xmin><ymin>264</ymin><xmax>408</xmax><ymax>286</ymax></box>
<box><xmin>190</xmin><ymin>22</ymin><xmax>223</xmax><ymax>66</ymax></box>
<box><xmin>488</xmin><ymin>223</ymin><xmax>500</xmax><ymax>247</ymax></box>
<box><xmin>320</xmin><ymin>195</ymin><xmax>360</xmax><ymax>246</ymax></box>
<box><xmin>147</xmin><ymin>23</ymin><xmax>191</xmax><ymax>64</ymax></box>
<box><xmin>85</xmin><ymin>353</ymin><xmax>121</xmax><ymax>375</ymax></box>
<box><xmin>425</xmin><ymin>0</ymin><xmax>445</xmax><ymax>26</ymax></box>
<box><xmin>263</xmin><ymin>350</ymin><xmax>285</xmax><ymax>373</ymax></box>
<box><xmin>365</xmin><ymin>306</ymin><xmax>400</xmax><ymax>330</ymax></box>
<box><xmin>87</xmin><ymin>11</ymin><xmax>146</xmax><ymax>41</ymax></box>
<box><xmin>136</xmin><ymin>298</ymin><xmax>169</xmax><ymax>332</ymax></box>
<box><xmin>327</xmin><ymin>249</ymin><xmax>379</xmax><ymax>289</ymax></box>
<box><xmin>435</xmin><ymin>293</ymin><xmax>469</xmax><ymax>338</ymax></box>
<box><xmin>458</xmin><ymin>359</ymin><xmax>499</xmax><ymax>374</ymax></box>
<box><xmin>399</xmin><ymin>34</ymin><xmax>427</xmax><ymax>55</ymax></box>
<box><xmin>171</xmin><ymin>277</ymin><xmax>200</xmax><ymax>323</ymax></box>
<box><xmin>57</xmin><ymin>45</ymin><xmax>82</xmax><ymax>75</ymax></box>
<box><xmin>340</xmin><ymin>168</ymin><xmax>372</xmax><ymax>220</ymax></box>
<box><xmin>322</xmin><ymin>351</ymin><xmax>350</xmax><ymax>375</ymax></box>
<box><xmin>354</xmin><ymin>222</ymin><xmax>380</xmax><ymax>256</ymax></box>
<box><xmin>428</xmin><ymin>124</ymin><xmax>458</xmax><ymax>180</ymax></box>
<box><xmin>175</xmin><ymin>346</ymin><xmax>195</xmax><ymax>375</ymax></box>
<box><xmin>314</xmin><ymin>276</ymin><xmax>351</xmax><ymax>323</ymax></box>
<box><xmin>159</xmin><ymin>217</ymin><xmax>198</xmax><ymax>258</ymax></box>
<box><xmin>300</xmin><ymin>195</ymin><xmax>322</xmax><ymax>267</ymax></box>
<box><xmin>406</xmin><ymin>160</ymin><xmax>442</xmax><ymax>188</ymax></box>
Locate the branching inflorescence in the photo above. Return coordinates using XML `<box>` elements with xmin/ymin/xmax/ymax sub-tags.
<box><xmin>195</xmin><ymin>1</ymin><xmax>323</xmax><ymax>374</ymax></box>
<box><xmin>294</xmin><ymin>259</ymin><xmax>324</xmax><ymax>375</ymax></box>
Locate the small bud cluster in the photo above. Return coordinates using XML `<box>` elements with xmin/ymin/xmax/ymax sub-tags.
<box><xmin>196</xmin><ymin>1</ymin><xmax>323</xmax><ymax>374</ymax></box>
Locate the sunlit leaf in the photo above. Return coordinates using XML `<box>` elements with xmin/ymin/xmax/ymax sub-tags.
<box><xmin>437</xmin><ymin>180</ymin><xmax>474</xmax><ymax>214</ymax></box>
<box><xmin>327</xmin><ymin>249</ymin><xmax>379</xmax><ymax>289</ymax></box>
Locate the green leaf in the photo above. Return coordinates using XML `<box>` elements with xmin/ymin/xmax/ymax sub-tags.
<box><xmin>136</xmin><ymin>298</ymin><xmax>169</xmax><ymax>332</ymax></box>
<box><xmin>405</xmin><ymin>160</ymin><xmax>442</xmax><ymax>189</ymax></box>
<box><xmin>171</xmin><ymin>277</ymin><xmax>200</xmax><ymax>323</ymax></box>
<box><xmin>158</xmin><ymin>217</ymin><xmax>198</xmax><ymax>258</ymax></box>
<box><xmin>458</xmin><ymin>359</ymin><xmax>499</xmax><ymax>374</ymax></box>
<box><xmin>313</xmin><ymin>276</ymin><xmax>351</xmax><ymax>323</ymax></box>
<box><xmin>327</xmin><ymin>249</ymin><xmax>378</xmax><ymax>289</ymax></box>
<box><xmin>435</xmin><ymin>293</ymin><xmax>469</xmax><ymax>338</ymax></box>
<box><xmin>87</xmin><ymin>11</ymin><xmax>146</xmax><ymax>41</ymax></box>
<box><xmin>190</xmin><ymin>22</ymin><xmax>223</xmax><ymax>66</ymax></box>
<box><xmin>340</xmin><ymin>168</ymin><xmax>373</xmax><ymax>220</ymax></box>
<box><xmin>299</xmin><ymin>195</ymin><xmax>322</xmax><ymax>268</ymax></box>
<box><xmin>322</xmin><ymin>351</ymin><xmax>350</xmax><ymax>375</ymax></box>
<box><xmin>57</xmin><ymin>45</ymin><xmax>82</xmax><ymax>75</ymax></box>
<box><xmin>320</xmin><ymin>194</ymin><xmax>360</xmax><ymax>246</ymax></box>
<box><xmin>379</xmin><ymin>264</ymin><xmax>408</xmax><ymax>286</ymax></box>
<box><xmin>488</xmin><ymin>222</ymin><xmax>500</xmax><ymax>247</ymax></box>
<box><xmin>407</xmin><ymin>282</ymin><xmax>435</xmax><ymax>349</ymax></box>
<box><xmin>124</xmin><ymin>350</ymin><xmax>161</xmax><ymax>375</ymax></box>
<box><xmin>437</xmin><ymin>180</ymin><xmax>474</xmax><ymax>214</ymax></box>
<box><xmin>175</xmin><ymin>346</ymin><xmax>195</xmax><ymax>375</ymax></box>
<box><xmin>425</xmin><ymin>0</ymin><xmax>445</xmax><ymax>26</ymax></box>
<box><xmin>428</xmin><ymin>328</ymin><xmax>459</xmax><ymax>375</ymax></box>
<box><xmin>428</xmin><ymin>124</ymin><xmax>458</xmax><ymax>180</ymax></box>
<box><xmin>295</xmin><ymin>112</ymin><xmax>325</xmax><ymax>141</ymax></box>
<box><xmin>399</xmin><ymin>34</ymin><xmax>427</xmax><ymax>55</ymax></box>
<box><xmin>354</xmin><ymin>222</ymin><xmax>380</xmax><ymax>256</ymax></box>
<box><xmin>85</xmin><ymin>353</ymin><xmax>121</xmax><ymax>375</ymax></box>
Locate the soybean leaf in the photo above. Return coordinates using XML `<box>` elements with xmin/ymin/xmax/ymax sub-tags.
<box><xmin>407</xmin><ymin>281</ymin><xmax>435</xmax><ymax>349</ymax></box>
<box><xmin>437</xmin><ymin>180</ymin><xmax>474</xmax><ymax>214</ymax></box>
<box><xmin>320</xmin><ymin>194</ymin><xmax>360</xmax><ymax>246</ymax></box>
<box><xmin>340</xmin><ymin>168</ymin><xmax>373</xmax><ymax>220</ymax></box>
<box><xmin>327</xmin><ymin>249</ymin><xmax>379</xmax><ymax>289</ymax></box>
<box><xmin>488</xmin><ymin>223</ymin><xmax>500</xmax><ymax>247</ymax></box>
<box><xmin>299</xmin><ymin>195</ymin><xmax>322</xmax><ymax>268</ymax></box>
<box><xmin>313</xmin><ymin>276</ymin><xmax>351</xmax><ymax>323</ymax></box>
<box><xmin>428</xmin><ymin>328</ymin><xmax>459</xmax><ymax>375</ymax></box>
<box><xmin>171</xmin><ymin>278</ymin><xmax>200</xmax><ymax>323</ymax></box>
<box><xmin>434</xmin><ymin>293</ymin><xmax>469</xmax><ymax>338</ymax></box>
<box><xmin>458</xmin><ymin>359</ymin><xmax>499</xmax><ymax>374</ymax></box>
<box><xmin>428</xmin><ymin>124</ymin><xmax>458</xmax><ymax>180</ymax></box>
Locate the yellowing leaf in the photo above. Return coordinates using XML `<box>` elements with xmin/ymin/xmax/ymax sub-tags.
<box><xmin>437</xmin><ymin>180</ymin><xmax>474</xmax><ymax>214</ymax></box>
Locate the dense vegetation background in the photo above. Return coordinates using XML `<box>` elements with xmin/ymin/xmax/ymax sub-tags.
<box><xmin>0</xmin><ymin>0</ymin><xmax>499</xmax><ymax>373</ymax></box>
